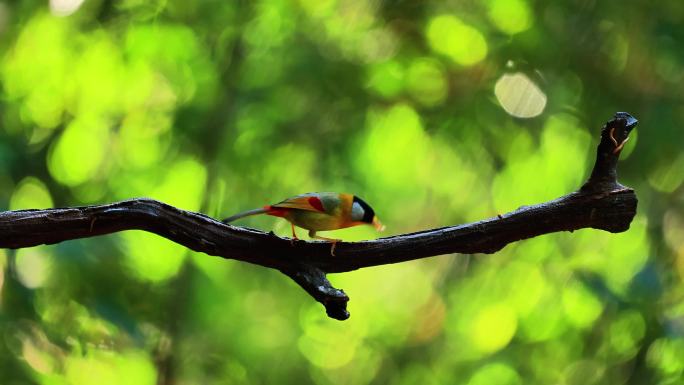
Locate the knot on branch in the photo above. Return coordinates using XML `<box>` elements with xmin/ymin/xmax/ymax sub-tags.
<box><xmin>281</xmin><ymin>264</ymin><xmax>350</xmax><ymax>320</ymax></box>
<box><xmin>582</xmin><ymin>112</ymin><xmax>638</xmax><ymax>192</ymax></box>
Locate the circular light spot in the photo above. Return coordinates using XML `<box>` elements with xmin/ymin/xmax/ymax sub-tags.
<box><xmin>663</xmin><ymin>210</ymin><xmax>684</xmax><ymax>252</ymax></box>
<box><xmin>361</xmin><ymin>27</ymin><xmax>399</xmax><ymax>63</ymax></box>
<box><xmin>50</xmin><ymin>0</ymin><xmax>85</xmax><ymax>17</ymax></box>
<box><xmin>16</xmin><ymin>248</ymin><xmax>52</xmax><ymax>289</ymax></box>
<box><xmin>406</xmin><ymin>58</ymin><xmax>448</xmax><ymax>106</ymax></box>
<box><xmin>66</xmin><ymin>350</ymin><xmax>157</xmax><ymax>385</ymax></box>
<box><xmin>9</xmin><ymin>177</ymin><xmax>54</xmax><ymax>210</ymax></box>
<box><xmin>367</xmin><ymin>60</ymin><xmax>405</xmax><ymax>98</ymax></box>
<box><xmin>468</xmin><ymin>363</ymin><xmax>521</xmax><ymax>385</ymax></box>
<box><xmin>646</xmin><ymin>338</ymin><xmax>684</xmax><ymax>376</ymax></box>
<box><xmin>426</xmin><ymin>15</ymin><xmax>488</xmax><ymax>66</ymax></box>
<box><xmin>487</xmin><ymin>0</ymin><xmax>533</xmax><ymax>34</ymax></box>
<box><xmin>562</xmin><ymin>282</ymin><xmax>603</xmax><ymax>329</ymax></box>
<box><xmin>357</xmin><ymin>104</ymin><xmax>428</xmax><ymax>192</ymax></box>
<box><xmin>648</xmin><ymin>154</ymin><xmax>684</xmax><ymax>193</ymax></box>
<box><xmin>47</xmin><ymin>117</ymin><xmax>109</xmax><ymax>186</ymax></box>
<box><xmin>608</xmin><ymin>310</ymin><xmax>646</xmax><ymax>360</ymax></box>
<box><xmin>518</xmin><ymin>296</ymin><xmax>567</xmax><ymax>342</ymax></box>
<box><xmin>470</xmin><ymin>303</ymin><xmax>517</xmax><ymax>353</ymax></box>
<box><xmin>298</xmin><ymin>305</ymin><xmax>362</xmax><ymax>369</ymax></box>
<box><xmin>494</xmin><ymin>72</ymin><xmax>547</xmax><ymax>118</ymax></box>
<box><xmin>563</xmin><ymin>360</ymin><xmax>605</xmax><ymax>385</ymax></box>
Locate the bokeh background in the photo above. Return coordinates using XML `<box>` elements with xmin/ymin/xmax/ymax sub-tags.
<box><xmin>1</xmin><ymin>0</ymin><xmax>683</xmax><ymax>384</ymax></box>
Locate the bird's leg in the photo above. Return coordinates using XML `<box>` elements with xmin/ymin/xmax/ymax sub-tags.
<box><xmin>290</xmin><ymin>223</ymin><xmax>299</xmax><ymax>245</ymax></box>
<box><xmin>308</xmin><ymin>230</ymin><xmax>340</xmax><ymax>256</ymax></box>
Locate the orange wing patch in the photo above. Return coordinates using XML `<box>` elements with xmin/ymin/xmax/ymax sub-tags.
<box><xmin>271</xmin><ymin>195</ymin><xmax>327</xmax><ymax>213</ymax></box>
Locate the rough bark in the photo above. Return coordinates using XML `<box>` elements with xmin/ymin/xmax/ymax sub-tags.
<box><xmin>0</xmin><ymin>113</ymin><xmax>638</xmax><ymax>320</ymax></box>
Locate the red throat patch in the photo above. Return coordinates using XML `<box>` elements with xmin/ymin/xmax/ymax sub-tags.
<box><xmin>307</xmin><ymin>196</ymin><xmax>325</xmax><ymax>212</ymax></box>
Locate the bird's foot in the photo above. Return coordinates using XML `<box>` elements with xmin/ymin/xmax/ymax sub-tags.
<box><xmin>290</xmin><ymin>223</ymin><xmax>299</xmax><ymax>245</ymax></box>
<box><xmin>308</xmin><ymin>230</ymin><xmax>340</xmax><ymax>256</ymax></box>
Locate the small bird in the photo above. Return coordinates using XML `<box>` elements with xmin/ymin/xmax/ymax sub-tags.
<box><xmin>222</xmin><ymin>192</ymin><xmax>385</xmax><ymax>255</ymax></box>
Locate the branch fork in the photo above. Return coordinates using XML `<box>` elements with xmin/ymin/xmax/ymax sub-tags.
<box><xmin>0</xmin><ymin>113</ymin><xmax>638</xmax><ymax>320</ymax></box>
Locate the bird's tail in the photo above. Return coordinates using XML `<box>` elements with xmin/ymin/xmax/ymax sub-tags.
<box><xmin>222</xmin><ymin>207</ymin><xmax>269</xmax><ymax>223</ymax></box>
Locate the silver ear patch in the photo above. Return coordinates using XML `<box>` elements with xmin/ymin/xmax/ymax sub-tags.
<box><xmin>351</xmin><ymin>201</ymin><xmax>364</xmax><ymax>222</ymax></box>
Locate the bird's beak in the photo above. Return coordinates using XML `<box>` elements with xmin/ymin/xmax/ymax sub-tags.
<box><xmin>372</xmin><ymin>216</ymin><xmax>385</xmax><ymax>232</ymax></box>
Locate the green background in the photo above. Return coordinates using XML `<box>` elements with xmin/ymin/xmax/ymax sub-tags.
<box><xmin>1</xmin><ymin>0</ymin><xmax>683</xmax><ymax>384</ymax></box>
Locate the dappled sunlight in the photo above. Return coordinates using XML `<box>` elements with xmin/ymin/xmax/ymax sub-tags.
<box><xmin>469</xmin><ymin>303</ymin><xmax>517</xmax><ymax>353</ymax></box>
<box><xmin>494</xmin><ymin>72</ymin><xmax>547</xmax><ymax>118</ymax></box>
<box><xmin>296</xmin><ymin>0</ymin><xmax>389</xmax><ymax>63</ymax></box>
<box><xmin>408</xmin><ymin>293</ymin><xmax>446</xmax><ymax>344</ymax></box>
<box><xmin>14</xmin><ymin>324</ymin><xmax>64</xmax><ymax>377</ymax></box>
<box><xmin>259</xmin><ymin>144</ymin><xmax>319</xmax><ymax>196</ymax></box>
<box><xmin>65</xmin><ymin>350</ymin><xmax>157</xmax><ymax>385</ymax></box>
<box><xmin>600</xmin><ymin>310</ymin><xmax>646</xmax><ymax>362</ymax></box>
<box><xmin>116</xmin><ymin>111</ymin><xmax>169</xmax><ymax>169</ymax></box>
<box><xmin>15</xmin><ymin>247</ymin><xmax>53</xmax><ymax>289</ymax></box>
<box><xmin>298</xmin><ymin>304</ymin><xmax>366</xmax><ymax>369</ymax></box>
<box><xmin>601</xmin><ymin>29</ymin><xmax>630</xmax><ymax>73</ymax></box>
<box><xmin>123</xmin><ymin>233</ymin><xmax>188</xmax><ymax>282</ymax></box>
<box><xmin>668</xmin><ymin>210</ymin><xmax>684</xmax><ymax>283</ymax></box>
<box><xmin>570</xmin><ymin>215</ymin><xmax>650</xmax><ymax>295</ymax></box>
<box><xmin>426</xmin><ymin>15</ymin><xmax>488</xmax><ymax>66</ymax></box>
<box><xmin>124</xmin><ymin>24</ymin><xmax>216</xmax><ymax>104</ymax></box>
<box><xmin>310</xmin><ymin>345</ymin><xmax>382</xmax><ymax>385</ymax></box>
<box><xmin>517</xmin><ymin>285</ymin><xmax>567</xmax><ymax>343</ymax></box>
<box><xmin>501</xmin><ymin>261</ymin><xmax>546</xmax><ymax>315</ymax></box>
<box><xmin>0</xmin><ymin>1</ymin><xmax>679</xmax><ymax>384</ymax></box>
<box><xmin>9</xmin><ymin>177</ymin><xmax>53</xmax><ymax>209</ymax></box>
<box><xmin>562</xmin><ymin>280</ymin><xmax>604</xmax><ymax>329</ymax></box>
<box><xmin>3</xmin><ymin>15</ymin><xmax>71</xmax><ymax>129</ymax></box>
<box><xmin>468</xmin><ymin>363</ymin><xmax>522</xmax><ymax>385</ymax></box>
<box><xmin>562</xmin><ymin>360</ymin><xmax>605</xmax><ymax>385</ymax></box>
<box><xmin>72</xmin><ymin>36</ymin><xmax>125</xmax><ymax>116</ymax></box>
<box><xmin>646</xmin><ymin>338</ymin><xmax>684</xmax><ymax>380</ymax></box>
<box><xmin>355</xmin><ymin>104</ymin><xmax>430</xmax><ymax>223</ymax></box>
<box><xmin>406</xmin><ymin>58</ymin><xmax>448</xmax><ymax>106</ymax></box>
<box><xmin>366</xmin><ymin>60</ymin><xmax>405</xmax><ymax>98</ymax></box>
<box><xmin>49</xmin><ymin>0</ymin><xmax>85</xmax><ymax>17</ymax></box>
<box><xmin>487</xmin><ymin>0</ymin><xmax>533</xmax><ymax>35</ymax></box>
<box><xmin>333</xmin><ymin>262</ymin><xmax>435</xmax><ymax>343</ymax></box>
<box><xmin>648</xmin><ymin>153</ymin><xmax>684</xmax><ymax>193</ymax></box>
<box><xmin>492</xmin><ymin>113</ymin><xmax>590</xmax><ymax>212</ymax></box>
<box><xmin>48</xmin><ymin>115</ymin><xmax>111</xmax><ymax>186</ymax></box>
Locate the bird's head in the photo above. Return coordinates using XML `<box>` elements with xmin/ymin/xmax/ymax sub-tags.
<box><xmin>351</xmin><ymin>195</ymin><xmax>385</xmax><ymax>232</ymax></box>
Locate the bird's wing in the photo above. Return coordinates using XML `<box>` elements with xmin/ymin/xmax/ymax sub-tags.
<box><xmin>271</xmin><ymin>193</ymin><xmax>328</xmax><ymax>213</ymax></box>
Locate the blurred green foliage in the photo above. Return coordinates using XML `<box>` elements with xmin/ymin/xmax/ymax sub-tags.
<box><xmin>0</xmin><ymin>0</ymin><xmax>683</xmax><ymax>384</ymax></box>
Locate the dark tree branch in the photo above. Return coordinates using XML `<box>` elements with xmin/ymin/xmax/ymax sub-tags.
<box><xmin>0</xmin><ymin>113</ymin><xmax>638</xmax><ymax>320</ymax></box>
